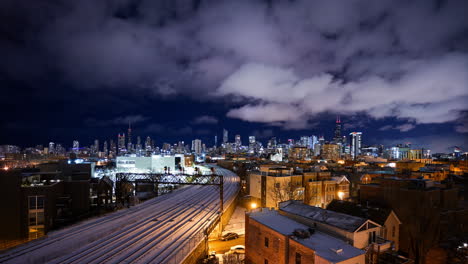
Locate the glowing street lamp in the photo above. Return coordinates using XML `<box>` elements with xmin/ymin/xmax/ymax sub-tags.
<box><xmin>250</xmin><ymin>202</ymin><xmax>257</xmax><ymax>210</ymax></box>
<box><xmin>337</xmin><ymin>191</ymin><xmax>345</xmax><ymax>200</ymax></box>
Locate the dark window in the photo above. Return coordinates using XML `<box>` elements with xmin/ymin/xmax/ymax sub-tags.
<box><xmin>29</xmin><ymin>196</ymin><xmax>45</xmax><ymax>209</ymax></box>
<box><xmin>29</xmin><ymin>197</ymin><xmax>36</xmax><ymax>209</ymax></box>
<box><xmin>264</xmin><ymin>237</ymin><xmax>269</xmax><ymax>247</ymax></box>
<box><xmin>295</xmin><ymin>252</ymin><xmax>301</xmax><ymax>264</ymax></box>
<box><xmin>392</xmin><ymin>226</ymin><xmax>396</xmax><ymax>237</ymax></box>
<box><xmin>369</xmin><ymin>231</ymin><xmax>376</xmax><ymax>244</ymax></box>
<box><xmin>264</xmin><ymin>259</ymin><xmax>268</xmax><ymax>264</ymax></box>
<box><xmin>37</xmin><ymin>196</ymin><xmax>44</xmax><ymax>209</ymax></box>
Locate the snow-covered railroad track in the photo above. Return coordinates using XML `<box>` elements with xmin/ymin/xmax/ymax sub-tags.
<box><xmin>0</xmin><ymin>167</ymin><xmax>239</xmax><ymax>264</ymax></box>
<box><xmin>50</xmin><ymin>186</ymin><xmax>219</xmax><ymax>264</ymax></box>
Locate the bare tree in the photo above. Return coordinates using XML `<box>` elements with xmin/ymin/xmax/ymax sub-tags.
<box><xmin>406</xmin><ymin>192</ymin><xmax>441</xmax><ymax>264</ymax></box>
<box><xmin>271</xmin><ymin>178</ymin><xmax>304</xmax><ymax>207</ymax></box>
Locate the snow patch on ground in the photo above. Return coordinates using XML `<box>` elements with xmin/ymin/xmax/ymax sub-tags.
<box><xmin>222</xmin><ymin>206</ymin><xmax>246</xmax><ymax>236</ymax></box>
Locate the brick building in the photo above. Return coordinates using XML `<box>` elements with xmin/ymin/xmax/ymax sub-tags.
<box><xmin>246</xmin><ymin>208</ymin><xmax>366</xmax><ymax>264</ymax></box>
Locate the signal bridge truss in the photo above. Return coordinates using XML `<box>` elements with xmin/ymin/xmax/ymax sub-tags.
<box><xmin>115</xmin><ymin>172</ymin><xmax>224</xmax><ymax>212</ymax></box>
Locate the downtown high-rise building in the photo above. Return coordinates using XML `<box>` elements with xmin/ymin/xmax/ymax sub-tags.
<box><xmin>127</xmin><ymin>122</ymin><xmax>132</xmax><ymax>150</ymax></box>
<box><xmin>333</xmin><ymin>116</ymin><xmax>342</xmax><ymax>144</ymax></box>
<box><xmin>72</xmin><ymin>140</ymin><xmax>79</xmax><ymax>154</ymax></box>
<box><xmin>235</xmin><ymin>135</ymin><xmax>241</xmax><ymax>147</ymax></box>
<box><xmin>145</xmin><ymin>136</ymin><xmax>152</xmax><ymax>152</ymax></box>
<box><xmin>136</xmin><ymin>136</ymin><xmax>142</xmax><ymax>155</ymax></box>
<box><xmin>350</xmin><ymin>132</ymin><xmax>362</xmax><ymax>160</ymax></box>
<box><xmin>118</xmin><ymin>134</ymin><xmax>126</xmax><ymax>155</ymax></box>
<box><xmin>192</xmin><ymin>139</ymin><xmax>202</xmax><ymax>154</ymax></box>
<box><xmin>103</xmin><ymin>141</ymin><xmax>108</xmax><ymax>155</ymax></box>
<box><xmin>267</xmin><ymin>137</ymin><xmax>277</xmax><ymax>149</ymax></box>
<box><xmin>223</xmin><ymin>129</ymin><xmax>228</xmax><ymax>143</ymax></box>
<box><xmin>93</xmin><ymin>139</ymin><xmax>99</xmax><ymax>154</ymax></box>
<box><xmin>48</xmin><ymin>142</ymin><xmax>55</xmax><ymax>154</ymax></box>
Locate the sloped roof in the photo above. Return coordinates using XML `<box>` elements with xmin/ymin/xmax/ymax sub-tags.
<box><xmin>327</xmin><ymin>200</ymin><xmax>392</xmax><ymax>226</ymax></box>
<box><xmin>279</xmin><ymin>200</ymin><xmax>369</xmax><ymax>232</ymax></box>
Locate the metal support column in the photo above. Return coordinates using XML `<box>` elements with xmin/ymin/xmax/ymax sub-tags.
<box><xmin>219</xmin><ymin>175</ymin><xmax>224</xmax><ymax>214</ymax></box>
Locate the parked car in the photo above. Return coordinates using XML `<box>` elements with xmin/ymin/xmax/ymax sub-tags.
<box><xmin>220</xmin><ymin>232</ymin><xmax>239</xmax><ymax>241</ymax></box>
<box><xmin>230</xmin><ymin>245</ymin><xmax>245</xmax><ymax>254</ymax></box>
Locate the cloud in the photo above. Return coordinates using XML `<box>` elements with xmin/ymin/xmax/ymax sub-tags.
<box><xmin>381</xmin><ymin>135</ymin><xmax>468</xmax><ymax>153</ymax></box>
<box><xmin>379</xmin><ymin>123</ymin><xmax>416</xmax><ymax>132</ymax></box>
<box><xmin>85</xmin><ymin>115</ymin><xmax>149</xmax><ymax>127</ymax></box>
<box><xmin>192</xmin><ymin>115</ymin><xmax>218</xmax><ymax>124</ymax></box>
<box><xmin>142</xmin><ymin>123</ymin><xmax>193</xmax><ymax>136</ymax></box>
<box><xmin>2</xmin><ymin>0</ymin><xmax>468</xmax><ymax>130</ymax></box>
<box><xmin>455</xmin><ymin>114</ymin><xmax>468</xmax><ymax>133</ymax></box>
<box><xmin>252</xmin><ymin>129</ymin><xmax>275</xmax><ymax>139</ymax></box>
<box><xmin>218</xmin><ymin>53</ymin><xmax>468</xmax><ymax>127</ymax></box>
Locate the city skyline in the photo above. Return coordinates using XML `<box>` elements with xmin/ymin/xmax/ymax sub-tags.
<box><xmin>1</xmin><ymin>116</ymin><xmax>465</xmax><ymax>154</ymax></box>
<box><xmin>1</xmin><ymin>0</ymin><xmax>467</xmax><ymax>152</ymax></box>
<box><xmin>1</xmin><ymin>1</ymin><xmax>467</xmax><ymax>263</ymax></box>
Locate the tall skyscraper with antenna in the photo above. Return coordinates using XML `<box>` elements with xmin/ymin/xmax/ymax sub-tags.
<box><xmin>127</xmin><ymin>122</ymin><xmax>132</xmax><ymax>152</ymax></box>
<box><xmin>333</xmin><ymin>116</ymin><xmax>342</xmax><ymax>144</ymax></box>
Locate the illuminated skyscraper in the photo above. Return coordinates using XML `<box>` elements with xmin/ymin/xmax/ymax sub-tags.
<box><xmin>350</xmin><ymin>132</ymin><xmax>362</xmax><ymax>160</ymax></box>
<box><xmin>127</xmin><ymin>122</ymin><xmax>132</xmax><ymax>152</ymax></box>
<box><xmin>333</xmin><ymin>116</ymin><xmax>342</xmax><ymax>144</ymax></box>
<box><xmin>145</xmin><ymin>136</ymin><xmax>152</xmax><ymax>151</ymax></box>
<box><xmin>235</xmin><ymin>135</ymin><xmax>241</xmax><ymax>147</ymax></box>
<box><xmin>136</xmin><ymin>136</ymin><xmax>142</xmax><ymax>155</ymax></box>
<box><xmin>118</xmin><ymin>134</ymin><xmax>126</xmax><ymax>155</ymax></box>
<box><xmin>267</xmin><ymin>137</ymin><xmax>277</xmax><ymax>149</ymax></box>
<box><xmin>94</xmin><ymin>139</ymin><xmax>99</xmax><ymax>154</ymax></box>
<box><xmin>223</xmin><ymin>129</ymin><xmax>228</xmax><ymax>143</ymax></box>
<box><xmin>103</xmin><ymin>141</ymin><xmax>108</xmax><ymax>155</ymax></box>
<box><xmin>192</xmin><ymin>139</ymin><xmax>202</xmax><ymax>154</ymax></box>
<box><xmin>48</xmin><ymin>142</ymin><xmax>55</xmax><ymax>154</ymax></box>
<box><xmin>72</xmin><ymin>140</ymin><xmax>79</xmax><ymax>154</ymax></box>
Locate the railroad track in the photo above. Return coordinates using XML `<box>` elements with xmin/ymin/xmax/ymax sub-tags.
<box><xmin>0</xmin><ymin>167</ymin><xmax>239</xmax><ymax>264</ymax></box>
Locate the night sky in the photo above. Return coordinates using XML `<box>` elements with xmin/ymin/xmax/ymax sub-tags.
<box><xmin>1</xmin><ymin>0</ymin><xmax>467</xmax><ymax>152</ymax></box>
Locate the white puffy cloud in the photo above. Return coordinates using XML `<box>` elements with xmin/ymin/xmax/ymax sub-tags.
<box><xmin>217</xmin><ymin>53</ymin><xmax>468</xmax><ymax>128</ymax></box>
<box><xmin>3</xmin><ymin>0</ymin><xmax>468</xmax><ymax>132</ymax></box>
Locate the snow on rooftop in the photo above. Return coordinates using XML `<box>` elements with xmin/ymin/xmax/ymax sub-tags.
<box><xmin>294</xmin><ymin>232</ymin><xmax>365</xmax><ymax>263</ymax></box>
<box><xmin>279</xmin><ymin>201</ymin><xmax>368</xmax><ymax>232</ymax></box>
<box><xmin>248</xmin><ymin>208</ymin><xmax>308</xmax><ymax>235</ymax></box>
<box><xmin>248</xmin><ymin>208</ymin><xmax>365</xmax><ymax>262</ymax></box>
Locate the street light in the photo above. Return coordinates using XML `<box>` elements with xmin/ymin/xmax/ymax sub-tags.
<box><xmin>250</xmin><ymin>202</ymin><xmax>257</xmax><ymax>210</ymax></box>
<box><xmin>338</xmin><ymin>191</ymin><xmax>344</xmax><ymax>200</ymax></box>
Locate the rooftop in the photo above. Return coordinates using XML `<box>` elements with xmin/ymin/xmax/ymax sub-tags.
<box><xmin>279</xmin><ymin>200</ymin><xmax>371</xmax><ymax>232</ymax></box>
<box><xmin>248</xmin><ymin>208</ymin><xmax>365</xmax><ymax>262</ymax></box>
<box><xmin>327</xmin><ymin>200</ymin><xmax>392</xmax><ymax>226</ymax></box>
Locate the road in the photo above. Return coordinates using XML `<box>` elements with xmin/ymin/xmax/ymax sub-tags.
<box><xmin>209</xmin><ymin>236</ymin><xmax>245</xmax><ymax>255</ymax></box>
<box><xmin>0</xmin><ymin>166</ymin><xmax>239</xmax><ymax>264</ymax></box>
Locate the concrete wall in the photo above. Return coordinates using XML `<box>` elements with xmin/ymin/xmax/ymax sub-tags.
<box><xmin>184</xmin><ymin>174</ymin><xmax>240</xmax><ymax>263</ymax></box>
